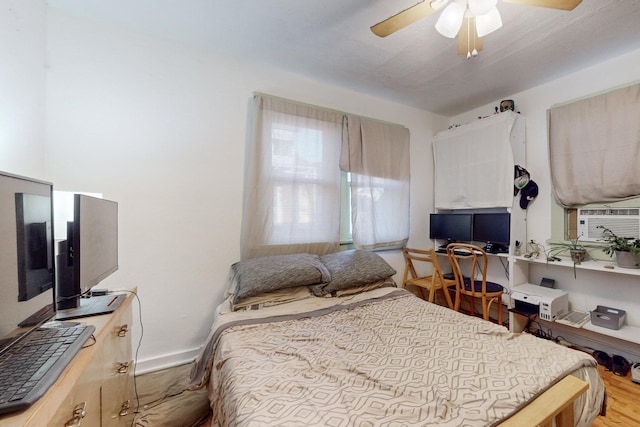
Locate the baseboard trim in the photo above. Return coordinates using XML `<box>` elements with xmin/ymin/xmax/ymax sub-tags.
<box><xmin>134</xmin><ymin>347</ymin><xmax>202</xmax><ymax>375</ymax></box>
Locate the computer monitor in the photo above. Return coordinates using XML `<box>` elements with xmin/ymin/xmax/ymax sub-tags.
<box><xmin>429</xmin><ymin>213</ymin><xmax>473</xmax><ymax>243</ymax></box>
<box><xmin>56</xmin><ymin>194</ymin><xmax>122</xmax><ymax>320</ymax></box>
<box><xmin>473</xmin><ymin>213</ymin><xmax>511</xmax><ymax>253</ymax></box>
<box><xmin>1</xmin><ymin>171</ymin><xmax>55</xmax><ymax>355</ymax></box>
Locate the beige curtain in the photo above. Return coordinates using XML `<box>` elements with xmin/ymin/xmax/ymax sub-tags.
<box><xmin>240</xmin><ymin>95</ymin><xmax>343</xmax><ymax>259</ymax></box>
<box><xmin>342</xmin><ymin>114</ymin><xmax>410</xmax><ymax>249</ymax></box>
<box><xmin>548</xmin><ymin>82</ymin><xmax>640</xmax><ymax>207</ymax></box>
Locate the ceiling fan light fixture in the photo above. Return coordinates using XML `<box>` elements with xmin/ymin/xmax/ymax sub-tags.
<box><xmin>468</xmin><ymin>0</ymin><xmax>497</xmax><ymax>16</ymax></box>
<box><xmin>435</xmin><ymin>1</ymin><xmax>466</xmax><ymax>38</ymax></box>
<box><xmin>475</xmin><ymin>7</ymin><xmax>502</xmax><ymax>37</ymax></box>
<box><xmin>430</xmin><ymin>0</ymin><xmax>450</xmax><ymax>11</ymax></box>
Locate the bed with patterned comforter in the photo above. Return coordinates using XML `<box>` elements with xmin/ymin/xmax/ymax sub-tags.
<box><xmin>189</xmin><ymin>251</ymin><xmax>605</xmax><ymax>427</ymax></box>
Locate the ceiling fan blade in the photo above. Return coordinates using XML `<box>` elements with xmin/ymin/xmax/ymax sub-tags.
<box><xmin>457</xmin><ymin>17</ymin><xmax>483</xmax><ymax>56</ymax></box>
<box><xmin>502</xmin><ymin>0</ymin><xmax>582</xmax><ymax>11</ymax></box>
<box><xmin>371</xmin><ymin>1</ymin><xmax>437</xmax><ymax>37</ymax></box>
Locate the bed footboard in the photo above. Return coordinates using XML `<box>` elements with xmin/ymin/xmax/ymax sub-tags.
<box><xmin>498</xmin><ymin>375</ymin><xmax>589</xmax><ymax>427</ymax></box>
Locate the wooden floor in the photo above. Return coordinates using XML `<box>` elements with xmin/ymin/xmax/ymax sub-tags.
<box><xmin>591</xmin><ymin>364</ymin><xmax>640</xmax><ymax>427</ymax></box>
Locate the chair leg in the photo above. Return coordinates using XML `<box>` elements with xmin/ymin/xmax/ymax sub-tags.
<box><xmin>484</xmin><ymin>296</ymin><xmax>504</xmax><ymax>325</ymax></box>
<box><xmin>482</xmin><ymin>297</ymin><xmax>489</xmax><ymax>321</ymax></box>
<box><xmin>428</xmin><ymin>285</ymin><xmax>436</xmax><ymax>303</ymax></box>
<box><xmin>442</xmin><ymin>287</ymin><xmax>454</xmax><ymax>310</ymax></box>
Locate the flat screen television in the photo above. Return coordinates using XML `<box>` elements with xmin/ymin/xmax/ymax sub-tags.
<box><xmin>473</xmin><ymin>212</ymin><xmax>511</xmax><ymax>253</ymax></box>
<box><xmin>55</xmin><ymin>194</ymin><xmax>123</xmax><ymax>320</ymax></box>
<box><xmin>429</xmin><ymin>213</ymin><xmax>473</xmax><ymax>244</ymax></box>
<box><xmin>1</xmin><ymin>171</ymin><xmax>55</xmax><ymax>355</ymax></box>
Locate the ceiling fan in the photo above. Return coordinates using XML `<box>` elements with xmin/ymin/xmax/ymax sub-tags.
<box><xmin>371</xmin><ymin>0</ymin><xmax>582</xmax><ymax>57</ymax></box>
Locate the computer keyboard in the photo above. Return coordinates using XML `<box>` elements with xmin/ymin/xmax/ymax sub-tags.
<box><xmin>435</xmin><ymin>247</ymin><xmax>474</xmax><ymax>256</ymax></box>
<box><xmin>0</xmin><ymin>323</ymin><xmax>95</xmax><ymax>415</ymax></box>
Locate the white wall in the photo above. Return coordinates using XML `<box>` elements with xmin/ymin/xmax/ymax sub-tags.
<box><xmin>24</xmin><ymin>3</ymin><xmax>639</xmax><ymax>371</ymax></box>
<box><xmin>451</xmin><ymin>49</ymin><xmax>640</xmax><ymax>357</ymax></box>
<box><xmin>0</xmin><ymin>0</ymin><xmax>47</xmax><ymax>178</ymax></box>
<box><xmin>44</xmin><ymin>9</ymin><xmax>448</xmax><ymax>371</ymax></box>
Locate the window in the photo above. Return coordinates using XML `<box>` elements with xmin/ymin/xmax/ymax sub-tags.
<box><xmin>270</xmin><ymin>122</ymin><xmax>337</xmax><ymax>244</ymax></box>
<box><xmin>548</xmin><ymin>82</ymin><xmax>640</xmax><ymax>250</ymax></box>
<box><xmin>339</xmin><ymin>172</ymin><xmax>352</xmax><ymax>244</ymax></box>
<box><xmin>240</xmin><ymin>94</ymin><xmax>409</xmax><ymax>259</ymax></box>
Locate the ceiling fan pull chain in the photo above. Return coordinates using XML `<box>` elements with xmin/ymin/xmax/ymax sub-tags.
<box><xmin>466</xmin><ymin>17</ymin><xmax>472</xmax><ymax>59</ymax></box>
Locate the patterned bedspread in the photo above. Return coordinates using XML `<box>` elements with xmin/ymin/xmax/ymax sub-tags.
<box><xmin>190</xmin><ymin>288</ymin><xmax>604</xmax><ymax>427</ymax></box>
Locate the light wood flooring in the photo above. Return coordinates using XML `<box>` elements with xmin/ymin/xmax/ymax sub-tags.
<box><xmin>591</xmin><ymin>364</ymin><xmax>640</xmax><ymax>427</ymax></box>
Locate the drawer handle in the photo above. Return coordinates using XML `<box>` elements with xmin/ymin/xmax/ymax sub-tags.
<box><xmin>119</xmin><ymin>399</ymin><xmax>131</xmax><ymax>417</ymax></box>
<box><xmin>65</xmin><ymin>402</ymin><xmax>87</xmax><ymax>427</ymax></box>
<box><xmin>117</xmin><ymin>361</ymin><xmax>130</xmax><ymax>374</ymax></box>
<box><xmin>117</xmin><ymin>324</ymin><xmax>129</xmax><ymax>337</ymax></box>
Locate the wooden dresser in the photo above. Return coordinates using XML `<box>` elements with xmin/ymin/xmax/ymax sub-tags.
<box><xmin>0</xmin><ymin>291</ymin><xmax>135</xmax><ymax>427</ymax></box>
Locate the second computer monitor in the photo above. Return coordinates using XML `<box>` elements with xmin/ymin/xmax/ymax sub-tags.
<box><xmin>473</xmin><ymin>213</ymin><xmax>510</xmax><ymax>253</ymax></box>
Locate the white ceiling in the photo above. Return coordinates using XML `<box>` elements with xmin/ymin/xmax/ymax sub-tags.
<box><xmin>46</xmin><ymin>0</ymin><xmax>640</xmax><ymax>116</ymax></box>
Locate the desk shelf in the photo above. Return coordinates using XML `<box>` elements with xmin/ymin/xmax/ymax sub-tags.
<box><xmin>512</xmin><ymin>255</ymin><xmax>640</xmax><ymax>277</ymax></box>
<box><xmin>582</xmin><ymin>321</ymin><xmax>640</xmax><ymax>344</ymax></box>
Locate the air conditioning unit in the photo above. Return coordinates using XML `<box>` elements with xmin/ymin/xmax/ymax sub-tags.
<box><xmin>577</xmin><ymin>208</ymin><xmax>640</xmax><ymax>241</ymax></box>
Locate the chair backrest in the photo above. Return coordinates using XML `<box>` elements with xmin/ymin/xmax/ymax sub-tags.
<box><xmin>402</xmin><ymin>247</ymin><xmax>445</xmax><ymax>283</ymax></box>
<box><xmin>445</xmin><ymin>243</ymin><xmax>490</xmax><ymax>296</ymax></box>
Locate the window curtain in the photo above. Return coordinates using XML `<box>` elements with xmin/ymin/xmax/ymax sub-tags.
<box><xmin>548</xmin><ymin>82</ymin><xmax>640</xmax><ymax>207</ymax></box>
<box><xmin>433</xmin><ymin>112</ymin><xmax>516</xmax><ymax>209</ymax></box>
<box><xmin>240</xmin><ymin>95</ymin><xmax>343</xmax><ymax>259</ymax></box>
<box><xmin>342</xmin><ymin>114</ymin><xmax>410</xmax><ymax>249</ymax></box>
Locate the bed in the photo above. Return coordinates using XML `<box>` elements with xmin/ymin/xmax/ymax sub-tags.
<box><xmin>189</xmin><ymin>250</ymin><xmax>605</xmax><ymax>427</ymax></box>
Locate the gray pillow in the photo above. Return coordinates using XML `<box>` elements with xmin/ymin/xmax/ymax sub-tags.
<box><xmin>311</xmin><ymin>250</ymin><xmax>396</xmax><ymax>296</ymax></box>
<box><xmin>232</xmin><ymin>253</ymin><xmax>330</xmax><ymax>304</ymax></box>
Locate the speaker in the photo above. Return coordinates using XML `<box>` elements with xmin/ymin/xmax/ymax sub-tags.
<box><xmin>55</xmin><ymin>240</ymin><xmax>78</xmax><ymax>310</ymax></box>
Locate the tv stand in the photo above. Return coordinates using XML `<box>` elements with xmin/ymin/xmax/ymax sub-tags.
<box><xmin>55</xmin><ymin>293</ymin><xmax>126</xmax><ymax>321</ymax></box>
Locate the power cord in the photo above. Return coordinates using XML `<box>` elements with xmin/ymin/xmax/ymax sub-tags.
<box><xmin>524</xmin><ymin>319</ymin><xmax>554</xmax><ymax>340</ymax></box>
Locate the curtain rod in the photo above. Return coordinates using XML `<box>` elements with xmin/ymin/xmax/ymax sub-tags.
<box><xmin>549</xmin><ymin>79</ymin><xmax>640</xmax><ymax>109</ymax></box>
<box><xmin>252</xmin><ymin>92</ymin><xmax>407</xmax><ymax>129</ymax></box>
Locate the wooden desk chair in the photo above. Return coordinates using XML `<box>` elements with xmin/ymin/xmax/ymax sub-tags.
<box><xmin>446</xmin><ymin>243</ymin><xmax>504</xmax><ymax>325</ymax></box>
<box><xmin>402</xmin><ymin>247</ymin><xmax>454</xmax><ymax>309</ymax></box>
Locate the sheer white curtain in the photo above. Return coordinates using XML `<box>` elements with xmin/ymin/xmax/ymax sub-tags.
<box><xmin>240</xmin><ymin>95</ymin><xmax>343</xmax><ymax>259</ymax></box>
<box><xmin>433</xmin><ymin>112</ymin><xmax>516</xmax><ymax>209</ymax></box>
<box><xmin>342</xmin><ymin>115</ymin><xmax>410</xmax><ymax>249</ymax></box>
<box><xmin>548</xmin><ymin>82</ymin><xmax>640</xmax><ymax>206</ymax></box>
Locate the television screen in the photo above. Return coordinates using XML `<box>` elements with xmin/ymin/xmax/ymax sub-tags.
<box><xmin>473</xmin><ymin>213</ymin><xmax>511</xmax><ymax>249</ymax></box>
<box><xmin>1</xmin><ymin>171</ymin><xmax>55</xmax><ymax>354</ymax></box>
<box><xmin>429</xmin><ymin>213</ymin><xmax>473</xmax><ymax>242</ymax></box>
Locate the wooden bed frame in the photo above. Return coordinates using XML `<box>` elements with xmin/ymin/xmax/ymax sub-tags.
<box><xmin>499</xmin><ymin>375</ymin><xmax>589</xmax><ymax>427</ymax></box>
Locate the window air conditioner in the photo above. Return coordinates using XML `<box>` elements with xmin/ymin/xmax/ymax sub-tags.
<box><xmin>577</xmin><ymin>208</ymin><xmax>640</xmax><ymax>241</ymax></box>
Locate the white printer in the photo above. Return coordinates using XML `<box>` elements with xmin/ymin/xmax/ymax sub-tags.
<box><xmin>510</xmin><ymin>284</ymin><xmax>569</xmax><ymax>321</ymax></box>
